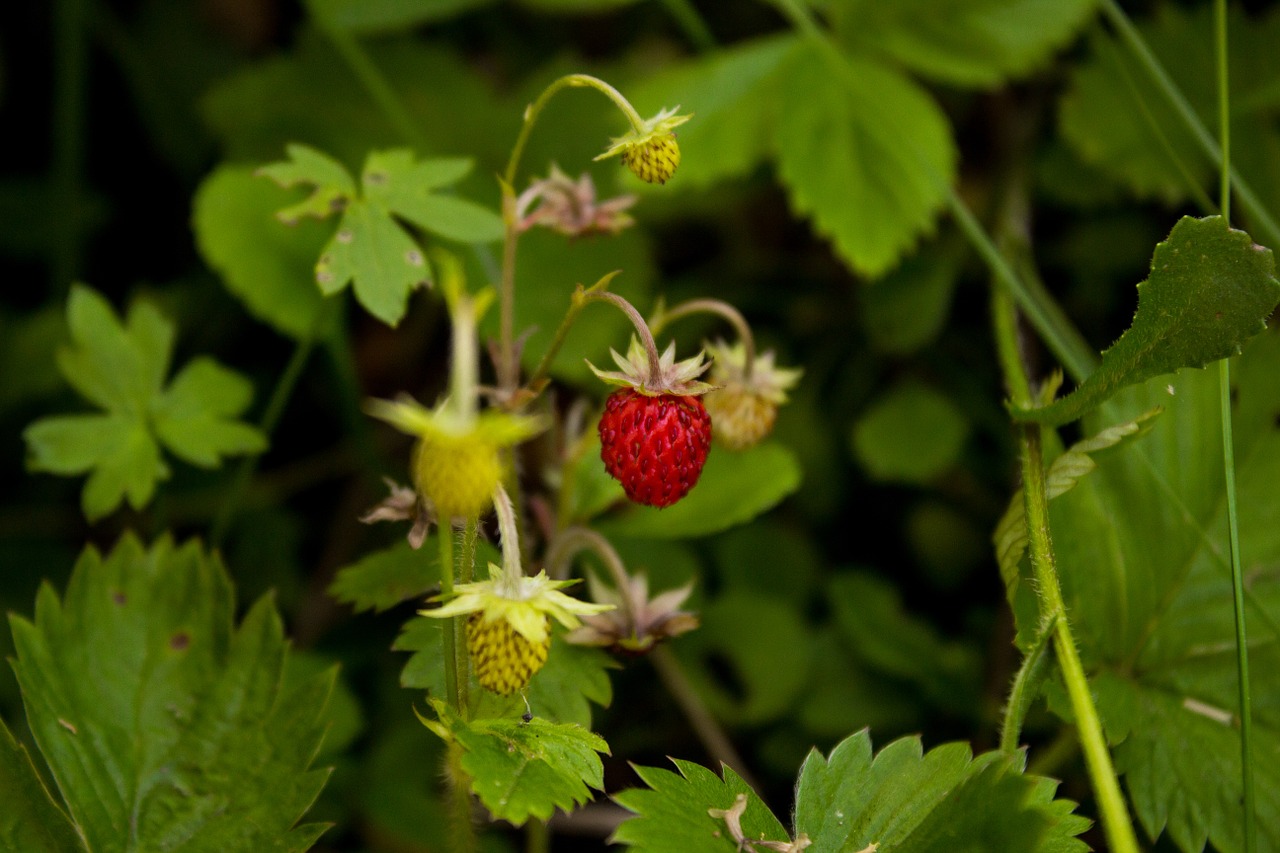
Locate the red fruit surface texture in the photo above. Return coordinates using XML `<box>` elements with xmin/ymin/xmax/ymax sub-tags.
<box><xmin>598</xmin><ymin>389</ymin><xmax>712</xmax><ymax>508</ymax></box>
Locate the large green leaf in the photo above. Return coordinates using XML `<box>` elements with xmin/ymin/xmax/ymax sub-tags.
<box><xmin>425</xmin><ymin>699</ymin><xmax>608</xmax><ymax>825</ymax></box>
<box><xmin>1027</xmin><ymin>330</ymin><xmax>1280</xmax><ymax>851</ymax></box>
<box><xmin>8</xmin><ymin>535</ymin><xmax>333</xmax><ymax>851</ymax></box>
<box><xmin>773</xmin><ymin>48</ymin><xmax>955</xmax><ymax>278</ymax></box>
<box><xmin>594</xmin><ymin>442</ymin><xmax>800</xmax><ymax>540</ymax></box>
<box><xmin>23</xmin><ymin>287</ymin><xmax>265</xmax><ymax>520</ymax></box>
<box><xmin>0</xmin><ymin>716</ymin><xmax>80</xmax><ymax>852</ymax></box>
<box><xmin>1012</xmin><ymin>217</ymin><xmax>1280</xmax><ymax>426</ymax></box>
<box><xmin>832</xmin><ymin>0</ymin><xmax>1097</xmax><ymax>87</ymax></box>
<box><xmin>793</xmin><ymin>732</ymin><xmax>1089</xmax><ymax>851</ymax></box>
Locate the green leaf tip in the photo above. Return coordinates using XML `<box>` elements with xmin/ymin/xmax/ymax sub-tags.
<box><xmin>8</xmin><ymin>534</ymin><xmax>334</xmax><ymax>850</ymax></box>
<box><xmin>1012</xmin><ymin>216</ymin><xmax>1280</xmax><ymax>426</ymax></box>
<box><xmin>23</xmin><ymin>286</ymin><xmax>266</xmax><ymax>521</ymax></box>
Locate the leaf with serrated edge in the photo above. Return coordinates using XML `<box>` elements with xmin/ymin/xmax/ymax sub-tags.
<box><xmin>257</xmin><ymin>143</ymin><xmax>356</xmax><ymax>223</ymax></box>
<box><xmin>1032</xmin><ymin>330</ymin><xmax>1280</xmax><ymax>851</ymax></box>
<box><xmin>774</xmin><ymin>49</ymin><xmax>955</xmax><ymax>278</ymax></box>
<box><xmin>612</xmin><ymin>760</ymin><xmax>787</xmax><ymax>852</ymax></box>
<box><xmin>330</xmin><ymin>540</ymin><xmax>439</xmax><ymax>614</ymax></box>
<box><xmin>153</xmin><ymin>357</ymin><xmax>266</xmax><ymax>467</ymax></box>
<box><xmin>427</xmin><ymin>700</ymin><xmax>608</xmax><ymax>826</ymax></box>
<box><xmin>362</xmin><ymin>149</ymin><xmax>502</xmax><ymax>243</ymax></box>
<box><xmin>793</xmin><ymin>731</ymin><xmax>1088</xmax><ymax>852</ymax></box>
<box><xmin>0</xmin><ymin>715</ymin><xmax>81</xmax><ymax>852</ymax></box>
<box><xmin>595</xmin><ymin>442</ymin><xmax>800</xmax><ymax>540</ymax></box>
<box><xmin>1013</xmin><ymin>216</ymin><xmax>1280</xmax><ymax>425</ymax></box>
<box><xmin>8</xmin><ymin>535</ymin><xmax>333</xmax><ymax>852</ymax></box>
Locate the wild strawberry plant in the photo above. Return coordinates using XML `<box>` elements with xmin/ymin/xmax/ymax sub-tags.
<box><xmin>5</xmin><ymin>1</ymin><xmax>1280</xmax><ymax>852</ymax></box>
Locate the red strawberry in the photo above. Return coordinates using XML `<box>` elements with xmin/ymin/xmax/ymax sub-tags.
<box><xmin>599</xmin><ymin>389</ymin><xmax>711</xmax><ymax>507</ymax></box>
<box><xmin>589</xmin><ymin>337</ymin><xmax>716</xmax><ymax>508</ymax></box>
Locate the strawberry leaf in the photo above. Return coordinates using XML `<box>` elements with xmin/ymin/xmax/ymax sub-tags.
<box><xmin>425</xmin><ymin>699</ymin><xmax>608</xmax><ymax>826</ymax></box>
<box><xmin>1012</xmin><ymin>217</ymin><xmax>1280</xmax><ymax>425</ymax></box>
<box><xmin>329</xmin><ymin>540</ymin><xmax>440</xmax><ymax>614</ymax></box>
<box><xmin>851</xmin><ymin>380</ymin><xmax>970</xmax><ymax>483</ymax></box>
<box><xmin>8</xmin><ymin>535</ymin><xmax>333</xmax><ymax>851</ymax></box>
<box><xmin>774</xmin><ymin>48</ymin><xmax>955</xmax><ymax>278</ymax></box>
<box><xmin>0</xmin><ymin>715</ymin><xmax>80</xmax><ymax>852</ymax></box>
<box><xmin>23</xmin><ymin>286</ymin><xmax>265</xmax><ymax>521</ymax></box>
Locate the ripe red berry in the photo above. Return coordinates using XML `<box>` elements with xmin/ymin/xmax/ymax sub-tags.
<box><xmin>599</xmin><ymin>389</ymin><xmax>712</xmax><ymax>508</ymax></box>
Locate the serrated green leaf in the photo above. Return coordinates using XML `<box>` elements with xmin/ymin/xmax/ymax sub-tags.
<box><xmin>794</xmin><ymin>731</ymin><xmax>1089</xmax><ymax>852</ymax></box>
<box><xmin>774</xmin><ymin>48</ymin><xmax>955</xmax><ymax>277</ymax></box>
<box><xmin>0</xmin><ymin>715</ymin><xmax>81</xmax><ymax>852</ymax></box>
<box><xmin>833</xmin><ymin>0</ymin><xmax>1097</xmax><ymax>88</ymax></box>
<box><xmin>315</xmin><ymin>199</ymin><xmax>430</xmax><ymax>325</ymax></box>
<box><xmin>362</xmin><ymin>150</ymin><xmax>503</xmax><ymax>243</ymax></box>
<box><xmin>851</xmin><ymin>380</ymin><xmax>969</xmax><ymax>483</ymax></box>
<box><xmin>675</xmin><ymin>591</ymin><xmax>812</xmax><ymax>726</ymax></box>
<box><xmin>24</xmin><ymin>287</ymin><xmax>264</xmax><ymax>520</ymax></box>
<box><xmin>612</xmin><ymin>760</ymin><xmax>788</xmax><ymax>852</ymax></box>
<box><xmin>257</xmin><ymin>143</ymin><xmax>356</xmax><ymax>222</ymax></box>
<box><xmin>625</xmin><ymin>34</ymin><xmax>799</xmax><ymax>189</ymax></box>
<box><xmin>1014</xmin><ymin>217</ymin><xmax>1280</xmax><ymax>425</ymax></box>
<box><xmin>428</xmin><ymin>700</ymin><xmax>608</xmax><ymax>825</ymax></box>
<box><xmin>330</xmin><ymin>539</ymin><xmax>439</xmax><ymax>614</ymax></box>
<box><xmin>192</xmin><ymin>166</ymin><xmax>334</xmax><ymax>340</ymax></box>
<box><xmin>1033</xmin><ymin>330</ymin><xmax>1280</xmax><ymax>851</ymax></box>
<box><xmin>9</xmin><ymin>535</ymin><xmax>332</xmax><ymax>851</ymax></box>
<box><xmin>594</xmin><ymin>442</ymin><xmax>800</xmax><ymax>540</ymax></box>
<box><xmin>308</xmin><ymin>0</ymin><xmax>496</xmax><ymax>33</ymax></box>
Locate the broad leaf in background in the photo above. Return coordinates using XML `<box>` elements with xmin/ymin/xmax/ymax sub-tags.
<box><xmin>8</xmin><ymin>535</ymin><xmax>333</xmax><ymax>851</ymax></box>
<box><xmin>851</xmin><ymin>380</ymin><xmax>969</xmax><ymax>483</ymax></box>
<box><xmin>612</xmin><ymin>760</ymin><xmax>788</xmax><ymax>853</ymax></box>
<box><xmin>793</xmin><ymin>732</ymin><xmax>1089</xmax><ymax>851</ymax></box>
<box><xmin>193</xmin><ymin>165</ymin><xmax>334</xmax><ymax>340</ymax></box>
<box><xmin>23</xmin><ymin>286</ymin><xmax>265</xmax><ymax>521</ymax></box>
<box><xmin>0</xmin><ymin>716</ymin><xmax>79</xmax><ymax>853</ymax></box>
<box><xmin>774</xmin><ymin>48</ymin><xmax>955</xmax><ymax>278</ymax></box>
<box><xmin>595</xmin><ymin>442</ymin><xmax>800</xmax><ymax>540</ymax></box>
<box><xmin>258</xmin><ymin>144</ymin><xmax>502</xmax><ymax>325</ymax></box>
<box><xmin>625</xmin><ymin>35</ymin><xmax>798</xmax><ymax>189</ymax></box>
<box><xmin>1036</xmin><ymin>330</ymin><xmax>1280</xmax><ymax>851</ymax></box>
<box><xmin>424</xmin><ymin>700</ymin><xmax>608</xmax><ymax>825</ymax></box>
<box><xmin>1060</xmin><ymin>4</ymin><xmax>1280</xmax><ymax>205</ymax></box>
<box><xmin>859</xmin><ymin>243</ymin><xmax>960</xmax><ymax>355</ymax></box>
<box><xmin>329</xmin><ymin>539</ymin><xmax>441</xmax><ymax>614</ymax></box>
<box><xmin>831</xmin><ymin>0</ymin><xmax>1098</xmax><ymax>87</ymax></box>
<box><xmin>1012</xmin><ymin>217</ymin><xmax>1280</xmax><ymax>425</ymax></box>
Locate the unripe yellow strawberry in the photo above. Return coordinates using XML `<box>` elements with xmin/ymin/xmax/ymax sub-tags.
<box><xmin>704</xmin><ymin>385</ymin><xmax>778</xmax><ymax>451</ymax></box>
<box><xmin>622</xmin><ymin>134</ymin><xmax>681</xmax><ymax>184</ymax></box>
<box><xmin>413</xmin><ymin>431</ymin><xmax>501</xmax><ymax>520</ymax></box>
<box><xmin>467</xmin><ymin>612</ymin><xmax>552</xmax><ymax>695</ymax></box>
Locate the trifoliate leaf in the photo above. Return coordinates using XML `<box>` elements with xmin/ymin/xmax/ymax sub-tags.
<box><xmin>0</xmin><ymin>715</ymin><xmax>80</xmax><ymax>852</ymax></box>
<box><xmin>192</xmin><ymin>165</ymin><xmax>333</xmax><ymax>340</ymax></box>
<box><xmin>612</xmin><ymin>760</ymin><xmax>788</xmax><ymax>853</ymax></box>
<box><xmin>8</xmin><ymin>535</ymin><xmax>333</xmax><ymax>851</ymax></box>
<box><xmin>1013</xmin><ymin>217</ymin><xmax>1280</xmax><ymax>425</ymax></box>
<box><xmin>23</xmin><ymin>286</ymin><xmax>265</xmax><ymax>521</ymax></box>
<box><xmin>793</xmin><ymin>731</ymin><xmax>1089</xmax><ymax>851</ymax></box>
<box><xmin>425</xmin><ymin>699</ymin><xmax>608</xmax><ymax>826</ymax></box>
<box><xmin>259</xmin><ymin>145</ymin><xmax>501</xmax><ymax>325</ymax></box>
<box><xmin>595</xmin><ymin>442</ymin><xmax>800</xmax><ymax>540</ymax></box>
<box><xmin>774</xmin><ymin>48</ymin><xmax>955</xmax><ymax>278</ymax></box>
<box><xmin>329</xmin><ymin>540</ymin><xmax>440</xmax><ymax>614</ymax></box>
<box><xmin>851</xmin><ymin>380</ymin><xmax>969</xmax><ymax>483</ymax></box>
<box><xmin>832</xmin><ymin>0</ymin><xmax>1097</xmax><ymax>88</ymax></box>
<box><xmin>625</xmin><ymin>34</ymin><xmax>799</xmax><ymax>189</ymax></box>
<box><xmin>1029</xmin><ymin>330</ymin><xmax>1280</xmax><ymax>851</ymax></box>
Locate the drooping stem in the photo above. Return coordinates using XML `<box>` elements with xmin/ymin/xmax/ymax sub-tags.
<box><xmin>492</xmin><ymin>484</ymin><xmax>525</xmax><ymax>588</ymax></box>
<box><xmin>651</xmin><ymin>298</ymin><xmax>756</xmax><ymax>380</ymax></box>
<box><xmin>1213</xmin><ymin>2</ymin><xmax>1256</xmax><ymax>848</ymax></box>
<box><xmin>544</xmin><ymin>526</ymin><xmax>639</xmax><ymax>628</ymax></box>
<box><xmin>578</xmin><ymin>290</ymin><xmax>663</xmax><ymax>382</ymax></box>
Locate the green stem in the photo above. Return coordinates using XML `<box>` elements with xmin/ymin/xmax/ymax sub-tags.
<box><xmin>446</xmin><ymin>741</ymin><xmax>479</xmax><ymax>853</ymax></box>
<box><xmin>545</xmin><ymin>526</ymin><xmax>639</xmax><ymax>628</ymax></box>
<box><xmin>310</xmin><ymin>2</ymin><xmax>428</xmax><ymax>149</ymax></box>
<box><xmin>211</xmin><ymin>316</ymin><xmax>325</xmax><ymax>548</ymax></box>
<box><xmin>439</xmin><ymin>529</ymin><xmax>464</xmax><ymax>716</ymax></box>
<box><xmin>1000</xmin><ymin>613</ymin><xmax>1058</xmax><ymax>754</ymax></box>
<box><xmin>52</xmin><ymin>0</ymin><xmax>88</xmax><ymax>294</ymax></box>
<box><xmin>526</xmin><ymin>818</ymin><xmax>550</xmax><ymax>853</ymax></box>
<box><xmin>1213</xmin><ymin>2</ymin><xmax>1256</xmax><ymax>848</ymax></box>
<box><xmin>1099</xmin><ymin>0</ymin><xmax>1280</xmax><ymax>248</ymax></box>
<box><xmin>657</xmin><ymin>0</ymin><xmax>717</xmax><ymax>52</ymax></box>
<box><xmin>651</xmin><ymin>298</ymin><xmax>756</xmax><ymax>380</ymax></box>
<box><xmin>771</xmin><ymin>0</ymin><xmax>1097</xmax><ymax>384</ymax></box>
<box><xmin>578</xmin><ymin>290</ymin><xmax>663</xmax><ymax>381</ymax></box>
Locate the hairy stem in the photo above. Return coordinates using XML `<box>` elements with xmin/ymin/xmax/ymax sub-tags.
<box><xmin>651</xmin><ymin>298</ymin><xmax>756</xmax><ymax>380</ymax></box>
<box><xmin>446</xmin><ymin>741</ymin><xmax>478</xmax><ymax>853</ymax></box>
<box><xmin>577</xmin><ymin>290</ymin><xmax>663</xmax><ymax>381</ymax></box>
<box><xmin>999</xmin><ymin>613</ymin><xmax>1057</xmax><ymax>754</ymax></box>
<box><xmin>545</xmin><ymin>526</ymin><xmax>638</xmax><ymax>628</ymax></box>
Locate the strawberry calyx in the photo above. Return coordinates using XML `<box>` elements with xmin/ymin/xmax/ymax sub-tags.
<box><xmin>587</xmin><ymin>336</ymin><xmax>715</xmax><ymax>397</ymax></box>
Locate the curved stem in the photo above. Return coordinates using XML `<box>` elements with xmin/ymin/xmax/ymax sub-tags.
<box><xmin>999</xmin><ymin>613</ymin><xmax>1057</xmax><ymax>753</ymax></box>
<box><xmin>579</xmin><ymin>290</ymin><xmax>663</xmax><ymax>382</ymax></box>
<box><xmin>544</xmin><ymin>526</ymin><xmax>638</xmax><ymax>628</ymax></box>
<box><xmin>652</xmin><ymin>298</ymin><xmax>756</xmax><ymax>380</ymax></box>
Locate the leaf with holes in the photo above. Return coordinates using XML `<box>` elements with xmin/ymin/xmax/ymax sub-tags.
<box><xmin>8</xmin><ymin>535</ymin><xmax>333</xmax><ymax>851</ymax></box>
<box><xmin>23</xmin><ymin>286</ymin><xmax>264</xmax><ymax>521</ymax></box>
